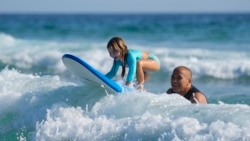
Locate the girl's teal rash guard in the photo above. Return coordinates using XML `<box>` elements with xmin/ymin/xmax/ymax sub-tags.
<box><xmin>105</xmin><ymin>49</ymin><xmax>159</xmax><ymax>82</ymax></box>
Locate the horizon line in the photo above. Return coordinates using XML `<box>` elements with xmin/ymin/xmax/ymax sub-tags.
<box><xmin>0</xmin><ymin>11</ymin><xmax>250</xmax><ymax>15</ymax></box>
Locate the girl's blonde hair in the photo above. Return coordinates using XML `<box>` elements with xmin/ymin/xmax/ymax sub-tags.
<box><xmin>107</xmin><ymin>37</ymin><xmax>128</xmax><ymax>78</ymax></box>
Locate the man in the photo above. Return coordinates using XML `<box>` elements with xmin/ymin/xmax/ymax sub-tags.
<box><xmin>166</xmin><ymin>66</ymin><xmax>208</xmax><ymax>104</ymax></box>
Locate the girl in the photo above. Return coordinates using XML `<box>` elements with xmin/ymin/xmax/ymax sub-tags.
<box><xmin>105</xmin><ymin>36</ymin><xmax>160</xmax><ymax>90</ymax></box>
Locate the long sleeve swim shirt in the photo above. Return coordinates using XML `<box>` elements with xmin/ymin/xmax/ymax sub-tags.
<box><xmin>105</xmin><ymin>49</ymin><xmax>142</xmax><ymax>82</ymax></box>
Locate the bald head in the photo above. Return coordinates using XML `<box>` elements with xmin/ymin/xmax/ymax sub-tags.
<box><xmin>173</xmin><ymin>66</ymin><xmax>192</xmax><ymax>81</ymax></box>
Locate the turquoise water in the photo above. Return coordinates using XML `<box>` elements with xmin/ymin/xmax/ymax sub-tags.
<box><xmin>0</xmin><ymin>13</ymin><xmax>250</xmax><ymax>140</ymax></box>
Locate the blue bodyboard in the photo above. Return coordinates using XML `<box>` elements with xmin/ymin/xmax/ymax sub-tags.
<box><xmin>62</xmin><ymin>54</ymin><xmax>123</xmax><ymax>93</ymax></box>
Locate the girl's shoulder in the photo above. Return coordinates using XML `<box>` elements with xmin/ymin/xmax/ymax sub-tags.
<box><xmin>129</xmin><ymin>49</ymin><xmax>141</xmax><ymax>53</ymax></box>
<box><xmin>128</xmin><ymin>49</ymin><xmax>142</xmax><ymax>56</ymax></box>
<box><xmin>126</xmin><ymin>49</ymin><xmax>142</xmax><ymax>64</ymax></box>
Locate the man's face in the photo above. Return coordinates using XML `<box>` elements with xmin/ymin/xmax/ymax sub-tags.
<box><xmin>171</xmin><ymin>69</ymin><xmax>190</xmax><ymax>94</ymax></box>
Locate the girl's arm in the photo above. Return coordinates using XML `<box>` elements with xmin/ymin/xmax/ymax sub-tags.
<box><xmin>126</xmin><ymin>54</ymin><xmax>137</xmax><ymax>85</ymax></box>
<box><xmin>105</xmin><ymin>61</ymin><xmax>120</xmax><ymax>79</ymax></box>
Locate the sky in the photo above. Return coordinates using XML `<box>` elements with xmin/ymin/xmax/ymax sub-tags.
<box><xmin>0</xmin><ymin>0</ymin><xmax>250</xmax><ymax>14</ymax></box>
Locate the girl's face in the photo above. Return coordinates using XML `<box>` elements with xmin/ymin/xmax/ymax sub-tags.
<box><xmin>108</xmin><ymin>48</ymin><xmax>121</xmax><ymax>60</ymax></box>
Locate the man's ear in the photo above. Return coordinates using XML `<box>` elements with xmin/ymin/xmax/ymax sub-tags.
<box><xmin>188</xmin><ymin>79</ymin><xmax>192</xmax><ymax>84</ymax></box>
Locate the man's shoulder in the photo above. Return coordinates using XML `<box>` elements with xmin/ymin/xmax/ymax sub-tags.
<box><xmin>193</xmin><ymin>92</ymin><xmax>208</xmax><ymax>104</ymax></box>
<box><xmin>191</xmin><ymin>85</ymin><xmax>201</xmax><ymax>92</ymax></box>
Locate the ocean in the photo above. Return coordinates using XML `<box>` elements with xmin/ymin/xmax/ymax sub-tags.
<box><xmin>0</xmin><ymin>13</ymin><xmax>250</xmax><ymax>141</ymax></box>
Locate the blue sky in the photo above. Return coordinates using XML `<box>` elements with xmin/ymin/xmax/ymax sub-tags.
<box><xmin>0</xmin><ymin>0</ymin><xmax>250</xmax><ymax>13</ymax></box>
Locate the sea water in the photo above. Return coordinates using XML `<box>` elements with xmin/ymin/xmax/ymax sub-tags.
<box><xmin>0</xmin><ymin>13</ymin><xmax>250</xmax><ymax>141</ymax></box>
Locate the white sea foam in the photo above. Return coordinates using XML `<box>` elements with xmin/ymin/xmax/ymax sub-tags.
<box><xmin>159</xmin><ymin>47</ymin><xmax>250</xmax><ymax>79</ymax></box>
<box><xmin>0</xmin><ymin>68</ymin><xmax>75</xmax><ymax>127</ymax></box>
<box><xmin>34</xmin><ymin>93</ymin><xmax>250</xmax><ymax>141</ymax></box>
<box><xmin>1</xmin><ymin>68</ymin><xmax>249</xmax><ymax>141</ymax></box>
<box><xmin>0</xmin><ymin>33</ymin><xmax>16</xmax><ymax>46</ymax></box>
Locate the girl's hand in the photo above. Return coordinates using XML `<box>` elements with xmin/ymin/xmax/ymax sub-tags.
<box><xmin>125</xmin><ymin>81</ymin><xmax>131</xmax><ymax>86</ymax></box>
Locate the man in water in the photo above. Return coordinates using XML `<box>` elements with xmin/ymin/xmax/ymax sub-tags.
<box><xmin>166</xmin><ymin>66</ymin><xmax>208</xmax><ymax>104</ymax></box>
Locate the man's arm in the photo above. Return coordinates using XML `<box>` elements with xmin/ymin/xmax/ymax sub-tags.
<box><xmin>192</xmin><ymin>92</ymin><xmax>208</xmax><ymax>104</ymax></box>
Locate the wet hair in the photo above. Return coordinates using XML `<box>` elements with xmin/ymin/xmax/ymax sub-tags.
<box><xmin>107</xmin><ymin>37</ymin><xmax>128</xmax><ymax>78</ymax></box>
